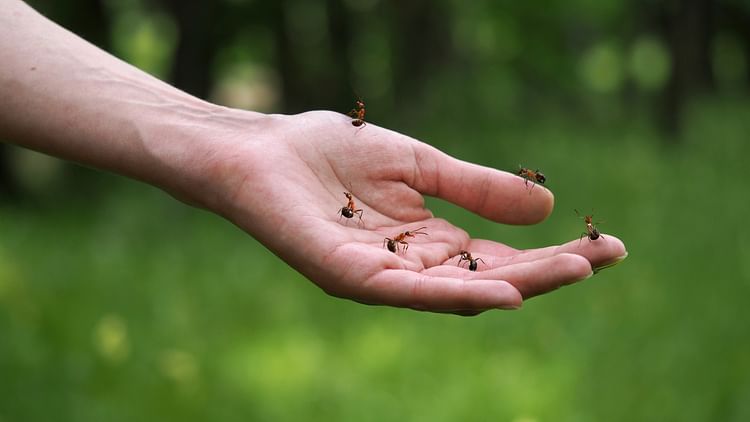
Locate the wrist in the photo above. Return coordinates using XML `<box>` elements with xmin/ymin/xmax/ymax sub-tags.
<box><xmin>141</xmin><ymin>102</ymin><xmax>274</xmax><ymax>213</ymax></box>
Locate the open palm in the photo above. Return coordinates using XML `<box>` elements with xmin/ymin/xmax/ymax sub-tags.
<box><xmin>221</xmin><ymin>111</ymin><xmax>627</xmax><ymax>314</ymax></box>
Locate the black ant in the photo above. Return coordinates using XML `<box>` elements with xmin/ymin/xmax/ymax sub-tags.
<box><xmin>383</xmin><ymin>227</ymin><xmax>428</xmax><ymax>254</ymax></box>
<box><xmin>575</xmin><ymin>209</ymin><xmax>605</xmax><ymax>245</ymax></box>
<box><xmin>517</xmin><ymin>165</ymin><xmax>546</xmax><ymax>192</ymax></box>
<box><xmin>338</xmin><ymin>191</ymin><xmax>363</xmax><ymax>225</ymax></box>
<box><xmin>347</xmin><ymin>98</ymin><xmax>366</xmax><ymax>127</ymax></box>
<box><xmin>457</xmin><ymin>250</ymin><xmax>485</xmax><ymax>272</ymax></box>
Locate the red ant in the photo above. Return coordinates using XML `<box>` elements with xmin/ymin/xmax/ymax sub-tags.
<box><xmin>338</xmin><ymin>191</ymin><xmax>363</xmax><ymax>225</ymax></box>
<box><xmin>517</xmin><ymin>165</ymin><xmax>546</xmax><ymax>192</ymax></box>
<box><xmin>347</xmin><ymin>98</ymin><xmax>366</xmax><ymax>127</ymax></box>
<box><xmin>457</xmin><ymin>250</ymin><xmax>485</xmax><ymax>272</ymax></box>
<box><xmin>575</xmin><ymin>209</ymin><xmax>605</xmax><ymax>245</ymax></box>
<box><xmin>383</xmin><ymin>227</ymin><xmax>428</xmax><ymax>254</ymax></box>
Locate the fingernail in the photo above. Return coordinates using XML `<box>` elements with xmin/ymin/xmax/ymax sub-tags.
<box><xmin>569</xmin><ymin>270</ymin><xmax>594</xmax><ymax>284</ymax></box>
<box><xmin>497</xmin><ymin>303</ymin><xmax>522</xmax><ymax>310</ymax></box>
<box><xmin>593</xmin><ymin>252</ymin><xmax>628</xmax><ymax>274</ymax></box>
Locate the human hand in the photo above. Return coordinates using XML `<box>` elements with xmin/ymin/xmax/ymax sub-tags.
<box><xmin>206</xmin><ymin>111</ymin><xmax>628</xmax><ymax>315</ymax></box>
<box><xmin>0</xmin><ymin>0</ymin><xmax>625</xmax><ymax>315</ymax></box>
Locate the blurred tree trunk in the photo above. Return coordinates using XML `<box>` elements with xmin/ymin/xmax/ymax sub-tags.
<box><xmin>325</xmin><ymin>0</ymin><xmax>356</xmax><ymax>109</ymax></box>
<box><xmin>385</xmin><ymin>0</ymin><xmax>454</xmax><ymax>110</ymax></box>
<box><xmin>271</xmin><ymin>0</ymin><xmax>354</xmax><ymax>113</ymax></box>
<box><xmin>660</xmin><ymin>0</ymin><xmax>716</xmax><ymax>138</ymax></box>
<box><xmin>161</xmin><ymin>0</ymin><xmax>222</xmax><ymax>99</ymax></box>
<box><xmin>719</xmin><ymin>2</ymin><xmax>750</xmax><ymax>85</ymax></box>
<box><xmin>270</xmin><ymin>0</ymin><xmax>302</xmax><ymax>112</ymax></box>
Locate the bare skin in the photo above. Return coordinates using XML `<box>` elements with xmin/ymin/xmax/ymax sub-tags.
<box><xmin>0</xmin><ymin>0</ymin><xmax>627</xmax><ymax>315</ymax></box>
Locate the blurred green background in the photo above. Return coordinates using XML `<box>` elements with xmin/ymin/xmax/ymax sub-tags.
<box><xmin>2</xmin><ymin>0</ymin><xmax>750</xmax><ymax>420</ymax></box>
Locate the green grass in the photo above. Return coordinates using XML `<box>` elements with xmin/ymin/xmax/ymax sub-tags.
<box><xmin>1</xmin><ymin>98</ymin><xmax>749</xmax><ymax>421</ymax></box>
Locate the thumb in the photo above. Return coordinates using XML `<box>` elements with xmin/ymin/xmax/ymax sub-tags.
<box><xmin>408</xmin><ymin>142</ymin><xmax>553</xmax><ymax>225</ymax></box>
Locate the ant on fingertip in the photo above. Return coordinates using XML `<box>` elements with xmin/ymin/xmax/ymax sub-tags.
<box><xmin>338</xmin><ymin>190</ymin><xmax>364</xmax><ymax>226</ymax></box>
<box><xmin>383</xmin><ymin>227</ymin><xmax>428</xmax><ymax>254</ymax></box>
<box><xmin>575</xmin><ymin>209</ymin><xmax>605</xmax><ymax>245</ymax></box>
<box><xmin>517</xmin><ymin>165</ymin><xmax>546</xmax><ymax>192</ymax></box>
<box><xmin>457</xmin><ymin>250</ymin><xmax>485</xmax><ymax>272</ymax></box>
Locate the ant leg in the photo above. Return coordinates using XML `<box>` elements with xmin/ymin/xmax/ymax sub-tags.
<box><xmin>354</xmin><ymin>209</ymin><xmax>364</xmax><ymax>226</ymax></box>
<box><xmin>475</xmin><ymin>258</ymin><xmax>486</xmax><ymax>266</ymax></box>
<box><xmin>578</xmin><ymin>233</ymin><xmax>586</xmax><ymax>247</ymax></box>
<box><xmin>401</xmin><ymin>241</ymin><xmax>409</xmax><ymax>254</ymax></box>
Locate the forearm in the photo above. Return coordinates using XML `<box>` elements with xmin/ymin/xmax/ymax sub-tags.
<box><xmin>0</xmin><ymin>0</ymin><xmax>265</xmax><ymax>208</ymax></box>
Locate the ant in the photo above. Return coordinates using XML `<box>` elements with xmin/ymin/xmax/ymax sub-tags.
<box><xmin>517</xmin><ymin>165</ymin><xmax>546</xmax><ymax>192</ymax></box>
<box><xmin>347</xmin><ymin>98</ymin><xmax>366</xmax><ymax>127</ymax></box>
<box><xmin>338</xmin><ymin>191</ymin><xmax>363</xmax><ymax>225</ymax></box>
<box><xmin>575</xmin><ymin>209</ymin><xmax>605</xmax><ymax>245</ymax></box>
<box><xmin>457</xmin><ymin>250</ymin><xmax>485</xmax><ymax>272</ymax></box>
<box><xmin>383</xmin><ymin>227</ymin><xmax>428</xmax><ymax>254</ymax></box>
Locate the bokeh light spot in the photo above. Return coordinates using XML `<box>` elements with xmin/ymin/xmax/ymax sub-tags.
<box><xmin>629</xmin><ymin>35</ymin><xmax>671</xmax><ymax>92</ymax></box>
<box><xmin>93</xmin><ymin>314</ymin><xmax>131</xmax><ymax>364</ymax></box>
<box><xmin>580</xmin><ymin>41</ymin><xmax>625</xmax><ymax>93</ymax></box>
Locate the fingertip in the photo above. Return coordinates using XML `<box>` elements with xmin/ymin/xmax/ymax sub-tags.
<box><xmin>592</xmin><ymin>236</ymin><xmax>628</xmax><ymax>272</ymax></box>
<box><xmin>461</xmin><ymin>278</ymin><xmax>523</xmax><ymax>310</ymax></box>
<box><xmin>556</xmin><ymin>253</ymin><xmax>595</xmax><ymax>285</ymax></box>
<box><xmin>562</xmin><ymin>233</ymin><xmax>627</xmax><ymax>271</ymax></box>
<box><xmin>599</xmin><ymin>234</ymin><xmax>627</xmax><ymax>259</ymax></box>
<box><xmin>495</xmin><ymin>283</ymin><xmax>523</xmax><ymax>309</ymax></box>
<box><xmin>506</xmin><ymin>180</ymin><xmax>555</xmax><ymax>225</ymax></box>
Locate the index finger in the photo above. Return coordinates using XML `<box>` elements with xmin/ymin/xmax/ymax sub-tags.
<box><xmin>408</xmin><ymin>142</ymin><xmax>554</xmax><ymax>225</ymax></box>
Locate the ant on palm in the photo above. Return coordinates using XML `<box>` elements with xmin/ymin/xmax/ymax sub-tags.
<box><xmin>575</xmin><ymin>209</ymin><xmax>605</xmax><ymax>245</ymax></box>
<box><xmin>338</xmin><ymin>191</ymin><xmax>363</xmax><ymax>226</ymax></box>
<box><xmin>457</xmin><ymin>250</ymin><xmax>485</xmax><ymax>272</ymax></box>
<box><xmin>383</xmin><ymin>227</ymin><xmax>428</xmax><ymax>254</ymax></box>
<box><xmin>347</xmin><ymin>98</ymin><xmax>366</xmax><ymax>127</ymax></box>
<box><xmin>517</xmin><ymin>165</ymin><xmax>546</xmax><ymax>192</ymax></box>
